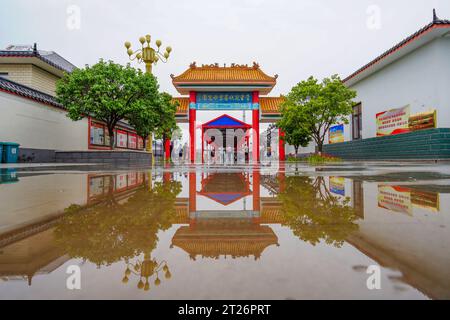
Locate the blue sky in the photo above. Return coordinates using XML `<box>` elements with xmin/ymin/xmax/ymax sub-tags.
<box><xmin>1</xmin><ymin>0</ymin><xmax>449</xmax><ymax>96</ymax></box>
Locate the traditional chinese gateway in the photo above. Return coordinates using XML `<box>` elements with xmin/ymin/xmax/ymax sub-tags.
<box><xmin>170</xmin><ymin>62</ymin><xmax>285</xmax><ymax>163</ymax></box>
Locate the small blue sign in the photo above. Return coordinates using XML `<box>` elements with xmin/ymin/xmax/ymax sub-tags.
<box><xmin>329</xmin><ymin>177</ymin><xmax>345</xmax><ymax>196</ymax></box>
<box><xmin>196</xmin><ymin>103</ymin><xmax>254</xmax><ymax>110</ymax></box>
<box><xmin>196</xmin><ymin>92</ymin><xmax>253</xmax><ymax>110</ymax></box>
<box><xmin>329</xmin><ymin>124</ymin><xmax>344</xmax><ymax>144</ymax></box>
<box><xmin>197</xmin><ymin>92</ymin><xmax>252</xmax><ymax>104</ymax></box>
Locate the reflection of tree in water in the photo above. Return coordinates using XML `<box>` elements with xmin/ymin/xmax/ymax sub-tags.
<box><xmin>54</xmin><ymin>177</ymin><xmax>182</xmax><ymax>267</ymax></box>
<box><xmin>278</xmin><ymin>176</ymin><xmax>359</xmax><ymax>247</ymax></box>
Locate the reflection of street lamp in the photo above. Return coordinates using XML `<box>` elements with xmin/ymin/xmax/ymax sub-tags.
<box><xmin>122</xmin><ymin>253</ymin><xmax>171</xmax><ymax>291</ymax></box>
<box><xmin>124</xmin><ymin>35</ymin><xmax>172</xmax><ymax>160</ymax></box>
<box><xmin>125</xmin><ymin>35</ymin><xmax>172</xmax><ymax>75</ymax></box>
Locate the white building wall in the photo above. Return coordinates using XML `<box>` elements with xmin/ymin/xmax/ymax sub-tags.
<box><xmin>0</xmin><ymin>92</ymin><xmax>88</xmax><ymax>151</ymax></box>
<box><xmin>436</xmin><ymin>36</ymin><xmax>450</xmax><ymax>128</ymax></box>
<box><xmin>347</xmin><ymin>37</ymin><xmax>450</xmax><ymax>140</ymax></box>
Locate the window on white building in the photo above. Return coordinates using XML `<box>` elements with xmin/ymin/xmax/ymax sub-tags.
<box><xmin>352</xmin><ymin>103</ymin><xmax>362</xmax><ymax>140</ymax></box>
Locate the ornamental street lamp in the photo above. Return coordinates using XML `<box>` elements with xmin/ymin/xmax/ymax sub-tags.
<box><xmin>122</xmin><ymin>253</ymin><xmax>171</xmax><ymax>292</ymax></box>
<box><xmin>125</xmin><ymin>34</ymin><xmax>172</xmax><ymax>75</ymax></box>
<box><xmin>124</xmin><ymin>35</ymin><xmax>172</xmax><ymax>160</ymax></box>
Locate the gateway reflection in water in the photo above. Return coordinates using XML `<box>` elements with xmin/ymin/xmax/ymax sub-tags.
<box><xmin>0</xmin><ymin>165</ymin><xmax>449</xmax><ymax>299</ymax></box>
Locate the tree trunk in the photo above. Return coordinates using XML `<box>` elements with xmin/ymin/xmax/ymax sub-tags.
<box><xmin>142</xmin><ymin>135</ymin><xmax>148</xmax><ymax>150</ymax></box>
<box><xmin>294</xmin><ymin>145</ymin><xmax>299</xmax><ymax>158</ymax></box>
<box><xmin>108</xmin><ymin>126</ymin><xmax>115</xmax><ymax>150</ymax></box>
<box><xmin>162</xmin><ymin>132</ymin><xmax>167</xmax><ymax>160</ymax></box>
<box><xmin>317</xmin><ymin>142</ymin><xmax>323</xmax><ymax>155</ymax></box>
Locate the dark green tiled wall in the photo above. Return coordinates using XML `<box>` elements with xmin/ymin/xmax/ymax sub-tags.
<box><xmin>323</xmin><ymin>128</ymin><xmax>450</xmax><ymax>160</ymax></box>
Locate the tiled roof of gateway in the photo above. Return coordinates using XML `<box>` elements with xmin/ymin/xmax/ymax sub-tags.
<box><xmin>0</xmin><ymin>77</ymin><xmax>62</xmax><ymax>108</ymax></box>
<box><xmin>171</xmin><ymin>62</ymin><xmax>278</xmax><ymax>84</ymax></box>
<box><xmin>344</xmin><ymin>10</ymin><xmax>450</xmax><ymax>83</ymax></box>
<box><xmin>260</xmin><ymin>96</ymin><xmax>285</xmax><ymax>114</ymax></box>
<box><xmin>173</xmin><ymin>97</ymin><xmax>189</xmax><ymax>115</ymax></box>
<box><xmin>0</xmin><ymin>44</ymin><xmax>76</xmax><ymax>73</ymax></box>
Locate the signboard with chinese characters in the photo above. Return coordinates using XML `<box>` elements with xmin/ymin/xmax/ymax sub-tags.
<box><xmin>89</xmin><ymin>176</ymin><xmax>106</xmax><ymax>198</ymax></box>
<box><xmin>90</xmin><ymin>123</ymin><xmax>105</xmax><ymax>145</ymax></box>
<box><xmin>116</xmin><ymin>173</ymin><xmax>128</xmax><ymax>191</ymax></box>
<box><xmin>378</xmin><ymin>185</ymin><xmax>440</xmax><ymax>214</ymax></box>
<box><xmin>409</xmin><ymin>110</ymin><xmax>437</xmax><ymax>132</ymax></box>
<box><xmin>377</xmin><ymin>185</ymin><xmax>412</xmax><ymax>215</ymax></box>
<box><xmin>116</xmin><ymin>130</ymin><xmax>128</xmax><ymax>148</ymax></box>
<box><xmin>196</xmin><ymin>92</ymin><xmax>253</xmax><ymax>110</ymax></box>
<box><xmin>138</xmin><ymin>137</ymin><xmax>144</xmax><ymax>150</ymax></box>
<box><xmin>411</xmin><ymin>189</ymin><xmax>440</xmax><ymax>212</ymax></box>
<box><xmin>377</xmin><ymin>106</ymin><xmax>437</xmax><ymax>137</ymax></box>
<box><xmin>128</xmin><ymin>172</ymin><xmax>137</xmax><ymax>186</ymax></box>
<box><xmin>329</xmin><ymin>124</ymin><xmax>344</xmax><ymax>144</ymax></box>
<box><xmin>128</xmin><ymin>134</ymin><xmax>137</xmax><ymax>149</ymax></box>
<box><xmin>330</xmin><ymin>177</ymin><xmax>345</xmax><ymax>196</ymax></box>
<box><xmin>376</xmin><ymin>105</ymin><xmax>410</xmax><ymax>136</ymax></box>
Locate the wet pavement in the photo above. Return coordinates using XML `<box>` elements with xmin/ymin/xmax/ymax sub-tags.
<box><xmin>0</xmin><ymin>162</ymin><xmax>449</xmax><ymax>300</ymax></box>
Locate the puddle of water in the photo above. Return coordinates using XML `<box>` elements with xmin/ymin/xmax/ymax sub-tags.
<box><xmin>0</xmin><ymin>164</ymin><xmax>449</xmax><ymax>299</ymax></box>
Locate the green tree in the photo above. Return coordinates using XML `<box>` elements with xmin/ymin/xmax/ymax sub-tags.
<box><xmin>153</xmin><ymin>92</ymin><xmax>179</xmax><ymax>160</ymax></box>
<box><xmin>277</xmin><ymin>104</ymin><xmax>311</xmax><ymax>156</ymax></box>
<box><xmin>277</xmin><ymin>175</ymin><xmax>359</xmax><ymax>247</ymax></box>
<box><xmin>56</xmin><ymin>60</ymin><xmax>160</xmax><ymax>149</ymax></box>
<box><xmin>128</xmin><ymin>92</ymin><xmax>179</xmax><ymax>151</ymax></box>
<box><xmin>282</xmin><ymin>75</ymin><xmax>356</xmax><ymax>153</ymax></box>
<box><xmin>127</xmin><ymin>98</ymin><xmax>159</xmax><ymax>150</ymax></box>
<box><xmin>54</xmin><ymin>175</ymin><xmax>182</xmax><ymax>267</ymax></box>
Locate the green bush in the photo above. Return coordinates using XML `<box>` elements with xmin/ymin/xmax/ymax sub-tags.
<box><xmin>287</xmin><ymin>154</ymin><xmax>342</xmax><ymax>164</ymax></box>
<box><xmin>307</xmin><ymin>154</ymin><xmax>342</xmax><ymax>164</ymax></box>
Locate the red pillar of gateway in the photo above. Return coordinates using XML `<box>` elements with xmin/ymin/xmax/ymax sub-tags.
<box><xmin>279</xmin><ymin>128</ymin><xmax>286</xmax><ymax>161</ymax></box>
<box><xmin>189</xmin><ymin>92</ymin><xmax>196</xmax><ymax>164</ymax></box>
<box><xmin>252</xmin><ymin>168</ymin><xmax>261</xmax><ymax>212</ymax></box>
<box><xmin>163</xmin><ymin>162</ymin><xmax>171</xmax><ymax>184</ymax></box>
<box><xmin>252</xmin><ymin>91</ymin><xmax>260</xmax><ymax>163</ymax></box>
<box><xmin>189</xmin><ymin>171</ymin><xmax>196</xmax><ymax>214</ymax></box>
<box><xmin>278</xmin><ymin>162</ymin><xmax>286</xmax><ymax>193</ymax></box>
<box><xmin>164</xmin><ymin>137</ymin><xmax>171</xmax><ymax>161</ymax></box>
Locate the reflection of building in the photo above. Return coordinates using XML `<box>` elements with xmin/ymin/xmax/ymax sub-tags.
<box><xmin>345</xmin><ymin>179</ymin><xmax>450</xmax><ymax>299</ymax></box>
<box><xmin>0</xmin><ymin>222</ymin><xmax>68</xmax><ymax>285</ymax></box>
<box><xmin>0</xmin><ymin>172</ymin><xmax>149</xmax><ymax>285</ymax></box>
<box><xmin>171</xmin><ymin>172</ymin><xmax>285</xmax><ymax>260</ymax></box>
<box><xmin>87</xmin><ymin>172</ymin><xmax>147</xmax><ymax>204</ymax></box>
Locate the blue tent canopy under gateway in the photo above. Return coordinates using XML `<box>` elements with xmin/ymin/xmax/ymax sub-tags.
<box><xmin>202</xmin><ymin>114</ymin><xmax>252</xmax><ymax>129</ymax></box>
